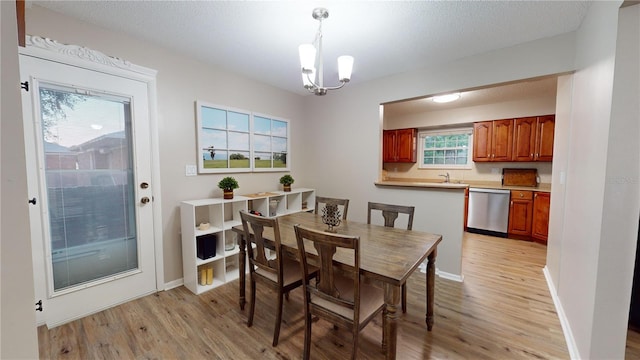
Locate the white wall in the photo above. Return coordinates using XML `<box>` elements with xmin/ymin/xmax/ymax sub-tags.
<box><xmin>559</xmin><ymin>1</ymin><xmax>617</xmax><ymax>355</ymax></box>
<box><xmin>591</xmin><ymin>3</ymin><xmax>639</xmax><ymax>358</ymax></box>
<box><xmin>546</xmin><ymin>74</ymin><xmax>573</xmax><ymax>291</ymax></box>
<box><xmin>26</xmin><ymin>6</ymin><xmax>306</xmax><ymax>284</ymax></box>
<box><xmin>545</xmin><ymin>2</ymin><xmax>639</xmax><ymax>358</ymax></box>
<box><xmin>0</xmin><ymin>1</ymin><xmax>40</xmax><ymax>358</ymax></box>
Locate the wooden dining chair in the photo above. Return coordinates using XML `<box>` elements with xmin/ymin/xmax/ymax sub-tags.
<box><xmin>239</xmin><ymin>210</ymin><xmax>318</xmax><ymax>347</ymax></box>
<box><xmin>367</xmin><ymin>201</ymin><xmax>415</xmax><ymax>313</ymax></box>
<box><xmin>314</xmin><ymin>196</ymin><xmax>350</xmax><ymax>220</ymax></box>
<box><xmin>293</xmin><ymin>224</ymin><xmax>386</xmax><ymax>360</ymax></box>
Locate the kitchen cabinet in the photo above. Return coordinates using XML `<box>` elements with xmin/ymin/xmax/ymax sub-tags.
<box><xmin>513</xmin><ymin>115</ymin><xmax>555</xmax><ymax>162</ymax></box>
<box><xmin>535</xmin><ymin>115</ymin><xmax>555</xmax><ymax>161</ymax></box>
<box><xmin>472</xmin><ymin>120</ymin><xmax>513</xmax><ymax>162</ymax></box>
<box><xmin>532</xmin><ymin>192</ymin><xmax>550</xmax><ymax>243</ymax></box>
<box><xmin>383</xmin><ymin>128</ymin><xmax>417</xmax><ymax>163</ymax></box>
<box><xmin>508</xmin><ymin>190</ymin><xmax>533</xmax><ymax>237</ymax></box>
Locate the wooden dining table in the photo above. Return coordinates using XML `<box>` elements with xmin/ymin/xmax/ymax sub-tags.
<box><xmin>232</xmin><ymin>211</ymin><xmax>442</xmax><ymax>360</ymax></box>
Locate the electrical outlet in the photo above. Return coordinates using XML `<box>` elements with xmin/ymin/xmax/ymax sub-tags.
<box><xmin>185</xmin><ymin>165</ymin><xmax>197</xmax><ymax>176</ymax></box>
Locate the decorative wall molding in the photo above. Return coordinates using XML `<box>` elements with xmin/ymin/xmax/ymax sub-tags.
<box><xmin>27</xmin><ymin>35</ymin><xmax>132</xmax><ymax>69</ymax></box>
<box><xmin>24</xmin><ymin>35</ymin><xmax>156</xmax><ymax>77</ymax></box>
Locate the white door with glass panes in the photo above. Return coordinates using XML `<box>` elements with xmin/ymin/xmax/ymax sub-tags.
<box><xmin>20</xmin><ymin>47</ymin><xmax>159</xmax><ymax>327</ymax></box>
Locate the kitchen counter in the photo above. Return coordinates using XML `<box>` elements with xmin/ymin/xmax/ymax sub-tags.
<box><xmin>375</xmin><ymin>178</ymin><xmax>551</xmax><ymax>193</ymax></box>
<box><xmin>374</xmin><ymin>179</ymin><xmax>468</xmax><ymax>189</ymax></box>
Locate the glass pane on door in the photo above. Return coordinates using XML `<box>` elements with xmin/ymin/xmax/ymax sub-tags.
<box><xmin>39</xmin><ymin>84</ymin><xmax>138</xmax><ymax>291</ymax></box>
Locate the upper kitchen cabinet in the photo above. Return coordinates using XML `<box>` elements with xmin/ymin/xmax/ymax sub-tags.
<box><xmin>513</xmin><ymin>115</ymin><xmax>555</xmax><ymax>162</ymax></box>
<box><xmin>472</xmin><ymin>120</ymin><xmax>513</xmax><ymax>162</ymax></box>
<box><xmin>383</xmin><ymin>128</ymin><xmax>417</xmax><ymax>163</ymax></box>
<box><xmin>534</xmin><ymin>115</ymin><xmax>555</xmax><ymax>161</ymax></box>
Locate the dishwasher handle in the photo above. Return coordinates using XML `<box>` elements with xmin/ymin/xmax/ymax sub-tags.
<box><xmin>468</xmin><ymin>187</ymin><xmax>510</xmax><ymax>194</ymax></box>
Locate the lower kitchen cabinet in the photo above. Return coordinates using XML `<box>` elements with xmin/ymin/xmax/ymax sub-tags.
<box><xmin>532</xmin><ymin>192</ymin><xmax>551</xmax><ymax>244</ymax></box>
<box><xmin>508</xmin><ymin>190</ymin><xmax>533</xmax><ymax>238</ymax></box>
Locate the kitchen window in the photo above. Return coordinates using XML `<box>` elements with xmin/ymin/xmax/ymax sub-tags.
<box><xmin>418</xmin><ymin>128</ymin><xmax>473</xmax><ymax>169</ymax></box>
<box><xmin>196</xmin><ymin>101</ymin><xmax>290</xmax><ymax>173</ymax></box>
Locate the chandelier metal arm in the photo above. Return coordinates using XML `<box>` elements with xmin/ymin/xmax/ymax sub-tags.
<box><xmin>304</xmin><ymin>72</ymin><xmax>347</xmax><ymax>94</ymax></box>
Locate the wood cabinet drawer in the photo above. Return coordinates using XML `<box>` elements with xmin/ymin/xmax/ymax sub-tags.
<box><xmin>511</xmin><ymin>190</ymin><xmax>533</xmax><ymax>200</ymax></box>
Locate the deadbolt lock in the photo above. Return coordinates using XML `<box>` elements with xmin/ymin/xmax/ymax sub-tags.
<box><xmin>140</xmin><ymin>182</ymin><xmax>149</xmax><ymax>189</ymax></box>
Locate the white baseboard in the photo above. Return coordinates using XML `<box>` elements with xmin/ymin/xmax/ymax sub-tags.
<box><xmin>543</xmin><ymin>266</ymin><xmax>580</xmax><ymax>359</ymax></box>
<box><xmin>418</xmin><ymin>263</ymin><xmax>464</xmax><ymax>282</ymax></box>
<box><xmin>436</xmin><ymin>268</ymin><xmax>464</xmax><ymax>282</ymax></box>
<box><xmin>164</xmin><ymin>278</ymin><xmax>184</xmax><ymax>291</ymax></box>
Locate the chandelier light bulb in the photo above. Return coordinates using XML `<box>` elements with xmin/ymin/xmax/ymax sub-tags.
<box><xmin>337</xmin><ymin>55</ymin><xmax>354</xmax><ymax>82</ymax></box>
<box><xmin>298</xmin><ymin>44</ymin><xmax>316</xmax><ymax>72</ymax></box>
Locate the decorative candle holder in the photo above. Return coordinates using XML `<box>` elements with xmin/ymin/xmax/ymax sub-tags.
<box><xmin>321</xmin><ymin>204</ymin><xmax>341</xmax><ymax>233</ymax></box>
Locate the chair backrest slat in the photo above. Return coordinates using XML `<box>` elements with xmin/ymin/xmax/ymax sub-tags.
<box><xmin>294</xmin><ymin>225</ymin><xmax>360</xmax><ymax>319</ymax></box>
<box><xmin>367</xmin><ymin>202</ymin><xmax>415</xmax><ymax>230</ymax></box>
<box><xmin>240</xmin><ymin>210</ymin><xmax>282</xmax><ymax>281</ymax></box>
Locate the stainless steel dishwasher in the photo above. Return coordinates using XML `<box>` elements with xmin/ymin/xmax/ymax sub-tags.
<box><xmin>467</xmin><ymin>187</ymin><xmax>510</xmax><ymax>237</ymax></box>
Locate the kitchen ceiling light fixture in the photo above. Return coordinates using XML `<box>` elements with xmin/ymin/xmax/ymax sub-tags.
<box><xmin>299</xmin><ymin>8</ymin><xmax>354</xmax><ymax>96</ymax></box>
<box><xmin>432</xmin><ymin>93</ymin><xmax>461</xmax><ymax>103</ymax></box>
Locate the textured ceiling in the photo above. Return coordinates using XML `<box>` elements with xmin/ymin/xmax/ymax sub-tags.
<box><xmin>31</xmin><ymin>1</ymin><xmax>591</xmax><ymax>98</ymax></box>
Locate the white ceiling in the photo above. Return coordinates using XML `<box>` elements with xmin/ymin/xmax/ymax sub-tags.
<box><xmin>31</xmin><ymin>1</ymin><xmax>591</xmax><ymax>99</ymax></box>
<box><xmin>384</xmin><ymin>76</ymin><xmax>559</xmax><ymax>117</ymax></box>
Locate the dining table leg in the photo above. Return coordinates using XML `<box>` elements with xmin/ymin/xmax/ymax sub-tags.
<box><xmin>426</xmin><ymin>247</ymin><xmax>437</xmax><ymax>331</ymax></box>
<box><xmin>238</xmin><ymin>232</ymin><xmax>246</xmax><ymax>310</ymax></box>
<box><xmin>382</xmin><ymin>283</ymin><xmax>401</xmax><ymax>360</ymax></box>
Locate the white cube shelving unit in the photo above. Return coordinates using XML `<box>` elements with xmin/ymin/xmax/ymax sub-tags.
<box><xmin>180</xmin><ymin>196</ymin><xmax>248</xmax><ymax>295</ymax></box>
<box><xmin>180</xmin><ymin>188</ymin><xmax>315</xmax><ymax>295</ymax></box>
<box><xmin>247</xmin><ymin>188</ymin><xmax>316</xmax><ymax>217</ymax></box>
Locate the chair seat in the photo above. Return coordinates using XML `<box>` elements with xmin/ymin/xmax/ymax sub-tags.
<box><xmin>256</xmin><ymin>258</ymin><xmax>317</xmax><ymax>287</ymax></box>
<box><xmin>310</xmin><ymin>275</ymin><xmax>384</xmax><ymax>324</ymax></box>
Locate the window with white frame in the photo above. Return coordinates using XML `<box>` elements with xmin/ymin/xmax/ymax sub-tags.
<box><xmin>253</xmin><ymin>114</ymin><xmax>288</xmax><ymax>170</ymax></box>
<box><xmin>418</xmin><ymin>128</ymin><xmax>473</xmax><ymax>169</ymax></box>
<box><xmin>196</xmin><ymin>101</ymin><xmax>290</xmax><ymax>173</ymax></box>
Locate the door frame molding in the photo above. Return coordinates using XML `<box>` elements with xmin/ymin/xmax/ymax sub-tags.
<box><xmin>19</xmin><ymin>35</ymin><xmax>165</xmax><ymax>292</ymax></box>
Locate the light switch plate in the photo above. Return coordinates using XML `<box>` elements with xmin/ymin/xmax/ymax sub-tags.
<box><xmin>185</xmin><ymin>165</ymin><xmax>197</xmax><ymax>176</ymax></box>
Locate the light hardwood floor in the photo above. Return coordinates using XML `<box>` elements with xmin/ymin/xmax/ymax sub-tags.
<box><xmin>37</xmin><ymin>232</ymin><xmax>638</xmax><ymax>359</ymax></box>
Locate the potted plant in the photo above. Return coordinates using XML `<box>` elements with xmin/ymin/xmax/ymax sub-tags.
<box><xmin>279</xmin><ymin>174</ymin><xmax>294</xmax><ymax>192</ymax></box>
<box><xmin>218</xmin><ymin>176</ymin><xmax>239</xmax><ymax>199</ymax></box>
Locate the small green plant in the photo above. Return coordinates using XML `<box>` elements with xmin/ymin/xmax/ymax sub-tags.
<box><xmin>279</xmin><ymin>174</ymin><xmax>295</xmax><ymax>186</ymax></box>
<box><xmin>218</xmin><ymin>176</ymin><xmax>239</xmax><ymax>191</ymax></box>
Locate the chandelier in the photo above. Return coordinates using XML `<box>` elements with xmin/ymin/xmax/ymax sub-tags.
<box><xmin>298</xmin><ymin>8</ymin><xmax>354</xmax><ymax>96</ymax></box>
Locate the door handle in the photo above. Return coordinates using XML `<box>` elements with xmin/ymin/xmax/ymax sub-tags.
<box><xmin>141</xmin><ymin>197</ymin><xmax>150</xmax><ymax>204</ymax></box>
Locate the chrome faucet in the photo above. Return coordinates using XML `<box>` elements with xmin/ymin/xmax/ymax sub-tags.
<box><xmin>439</xmin><ymin>172</ymin><xmax>450</xmax><ymax>183</ymax></box>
